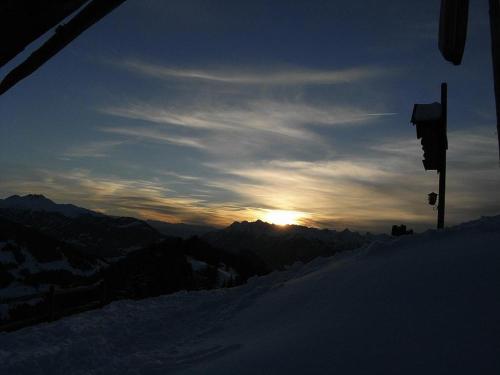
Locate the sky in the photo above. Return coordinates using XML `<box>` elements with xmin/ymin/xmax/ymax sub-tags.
<box><xmin>1</xmin><ymin>0</ymin><xmax>499</xmax><ymax>232</ymax></box>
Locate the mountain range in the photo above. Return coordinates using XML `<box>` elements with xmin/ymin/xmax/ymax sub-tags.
<box><xmin>146</xmin><ymin>219</ymin><xmax>216</xmax><ymax>239</ymax></box>
<box><xmin>0</xmin><ymin>194</ymin><xmax>100</xmax><ymax>218</ymax></box>
<box><xmin>0</xmin><ymin>195</ymin><xmax>162</xmax><ymax>257</ymax></box>
<box><xmin>0</xmin><ymin>194</ymin><xmax>388</xmax><ymax>268</ymax></box>
<box><xmin>203</xmin><ymin>219</ymin><xmax>387</xmax><ymax>269</ymax></box>
<box><xmin>0</xmin><ymin>193</ymin><xmax>389</xmax><ymax>322</ymax></box>
<box><xmin>0</xmin><ymin>195</ymin><xmax>252</xmax><ymax>322</ymax></box>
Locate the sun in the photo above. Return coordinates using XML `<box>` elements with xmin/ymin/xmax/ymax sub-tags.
<box><xmin>262</xmin><ymin>210</ymin><xmax>303</xmax><ymax>225</ymax></box>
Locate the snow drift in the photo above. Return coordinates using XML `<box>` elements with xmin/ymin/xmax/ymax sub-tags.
<box><xmin>0</xmin><ymin>216</ymin><xmax>499</xmax><ymax>374</ymax></box>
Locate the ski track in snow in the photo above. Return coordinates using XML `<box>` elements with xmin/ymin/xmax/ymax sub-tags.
<box><xmin>1</xmin><ymin>216</ymin><xmax>500</xmax><ymax>374</ymax></box>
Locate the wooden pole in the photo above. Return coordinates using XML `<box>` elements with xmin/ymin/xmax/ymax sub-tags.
<box><xmin>489</xmin><ymin>0</ymin><xmax>500</xmax><ymax>162</ymax></box>
<box><xmin>437</xmin><ymin>83</ymin><xmax>448</xmax><ymax>229</ymax></box>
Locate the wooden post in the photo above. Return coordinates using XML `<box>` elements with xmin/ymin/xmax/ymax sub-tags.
<box><xmin>437</xmin><ymin>83</ymin><xmax>448</xmax><ymax>229</ymax></box>
<box><xmin>489</xmin><ymin>0</ymin><xmax>500</xmax><ymax>162</ymax></box>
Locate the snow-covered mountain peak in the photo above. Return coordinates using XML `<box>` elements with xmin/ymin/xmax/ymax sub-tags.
<box><xmin>0</xmin><ymin>194</ymin><xmax>100</xmax><ymax>218</ymax></box>
<box><xmin>5</xmin><ymin>193</ymin><xmax>52</xmax><ymax>203</ymax></box>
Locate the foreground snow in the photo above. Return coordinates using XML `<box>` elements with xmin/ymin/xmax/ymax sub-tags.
<box><xmin>1</xmin><ymin>216</ymin><xmax>500</xmax><ymax>374</ymax></box>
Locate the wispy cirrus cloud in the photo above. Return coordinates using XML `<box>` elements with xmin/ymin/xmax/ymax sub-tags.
<box><xmin>367</xmin><ymin>127</ymin><xmax>500</xmax><ymax>224</ymax></box>
<box><xmin>203</xmin><ymin>158</ymin><xmax>430</xmax><ymax>231</ymax></box>
<box><xmin>63</xmin><ymin>140</ymin><xmax>127</xmax><ymax>159</ymax></box>
<box><xmin>0</xmin><ymin>168</ymin><xmax>229</xmax><ymax>225</ymax></box>
<box><xmin>49</xmin><ymin>58</ymin><xmax>497</xmax><ymax>231</ymax></box>
<box><xmin>100</xmin><ymin>126</ymin><xmax>207</xmax><ymax>150</ymax></box>
<box><xmin>372</xmin><ymin>127</ymin><xmax>499</xmax><ymax>170</ymax></box>
<box><xmin>192</xmin><ymin>127</ymin><xmax>500</xmax><ymax>230</ymax></box>
<box><xmin>95</xmin><ymin>59</ymin><xmax>396</xmax><ymax>162</ymax></box>
<box><xmin>101</xmin><ymin>100</ymin><xmax>396</xmax><ymax>147</ymax></box>
<box><xmin>3</xmin><ymin>127</ymin><xmax>498</xmax><ymax>231</ymax></box>
<box><xmin>119</xmin><ymin>59</ymin><xmax>385</xmax><ymax>85</ymax></box>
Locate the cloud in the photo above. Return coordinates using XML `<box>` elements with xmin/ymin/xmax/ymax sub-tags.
<box><xmin>372</xmin><ymin>127</ymin><xmax>499</xmax><ymax>170</ymax></box>
<box><xmin>63</xmin><ymin>140</ymin><xmax>127</xmax><ymax>159</ymax></box>
<box><xmin>103</xmin><ymin>100</ymin><xmax>388</xmax><ymax>131</ymax></box>
<box><xmin>198</xmin><ymin>127</ymin><xmax>500</xmax><ymax>231</ymax></box>
<box><xmin>100</xmin><ymin>126</ymin><xmax>207</xmax><ymax>150</ymax></box>
<box><xmin>368</xmin><ymin>128</ymin><xmax>500</xmax><ymax>224</ymax></box>
<box><xmin>0</xmin><ymin>168</ymin><xmax>212</xmax><ymax>223</ymax></box>
<box><xmin>119</xmin><ymin>59</ymin><xmax>385</xmax><ymax>85</ymax></box>
<box><xmin>100</xmin><ymin>100</ymin><xmax>396</xmax><ymax>157</ymax></box>
<box><xmin>3</xmin><ymin>126</ymin><xmax>498</xmax><ymax>232</ymax></box>
<box><xmin>98</xmin><ymin>58</ymin><xmax>396</xmax><ymax>163</ymax></box>
<box><xmin>0</xmin><ymin>168</ymin><xmax>267</xmax><ymax>226</ymax></box>
<box><xmin>48</xmin><ymin>59</ymin><xmax>400</xmax><ymax>229</ymax></box>
<box><xmin>202</xmin><ymin>158</ymin><xmax>430</xmax><ymax>231</ymax></box>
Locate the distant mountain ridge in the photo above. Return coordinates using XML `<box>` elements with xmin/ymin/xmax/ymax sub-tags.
<box><xmin>146</xmin><ymin>220</ymin><xmax>216</xmax><ymax>239</ymax></box>
<box><xmin>0</xmin><ymin>194</ymin><xmax>101</xmax><ymax>218</ymax></box>
<box><xmin>0</xmin><ymin>194</ymin><xmax>216</xmax><ymax>241</ymax></box>
<box><xmin>0</xmin><ymin>194</ymin><xmax>386</xmax><ymax>269</ymax></box>
<box><xmin>224</xmin><ymin>219</ymin><xmax>354</xmax><ymax>238</ymax></box>
<box><xmin>0</xmin><ymin>194</ymin><xmax>163</xmax><ymax>257</ymax></box>
<box><xmin>0</xmin><ymin>193</ymin><xmax>390</xmax><ymax>323</ymax></box>
<box><xmin>203</xmin><ymin>220</ymin><xmax>388</xmax><ymax>269</ymax></box>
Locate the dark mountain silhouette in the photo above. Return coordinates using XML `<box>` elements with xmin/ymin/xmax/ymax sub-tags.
<box><xmin>0</xmin><ymin>194</ymin><xmax>101</xmax><ymax>218</ymax></box>
<box><xmin>146</xmin><ymin>219</ymin><xmax>216</xmax><ymax>239</ymax></box>
<box><xmin>0</xmin><ymin>209</ymin><xmax>163</xmax><ymax>257</ymax></box>
<box><xmin>0</xmin><ymin>195</ymin><xmax>163</xmax><ymax>257</ymax></box>
<box><xmin>0</xmin><ymin>196</ymin><xmax>270</xmax><ymax>305</ymax></box>
<box><xmin>0</xmin><ymin>195</ymin><xmax>387</xmax><ymax>270</ymax></box>
<box><xmin>0</xmin><ymin>217</ymin><xmax>197</xmax><ymax>324</ymax></box>
<box><xmin>0</xmin><ymin>216</ymin><xmax>270</xmax><ymax>324</ymax></box>
<box><xmin>203</xmin><ymin>220</ymin><xmax>388</xmax><ymax>270</ymax></box>
<box><xmin>179</xmin><ymin>236</ymin><xmax>269</xmax><ymax>282</ymax></box>
<box><xmin>0</xmin><ymin>194</ymin><xmax>389</xmax><ymax>327</ymax></box>
<box><xmin>0</xmin><ymin>217</ymin><xmax>102</xmax><ymax>293</ymax></box>
<box><xmin>103</xmin><ymin>240</ymin><xmax>194</xmax><ymax>301</ymax></box>
<box><xmin>104</xmin><ymin>237</ymin><xmax>268</xmax><ymax>300</ymax></box>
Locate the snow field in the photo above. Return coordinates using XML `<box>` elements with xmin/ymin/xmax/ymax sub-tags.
<box><xmin>1</xmin><ymin>216</ymin><xmax>499</xmax><ymax>374</ymax></box>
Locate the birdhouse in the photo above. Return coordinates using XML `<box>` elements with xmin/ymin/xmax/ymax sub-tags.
<box><xmin>411</xmin><ymin>102</ymin><xmax>447</xmax><ymax>171</ymax></box>
<box><xmin>428</xmin><ymin>192</ymin><xmax>438</xmax><ymax>206</ymax></box>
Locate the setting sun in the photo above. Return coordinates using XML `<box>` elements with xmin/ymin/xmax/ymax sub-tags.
<box><xmin>262</xmin><ymin>210</ymin><xmax>304</xmax><ymax>225</ymax></box>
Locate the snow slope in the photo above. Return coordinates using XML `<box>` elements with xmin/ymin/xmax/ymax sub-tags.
<box><xmin>1</xmin><ymin>216</ymin><xmax>499</xmax><ymax>374</ymax></box>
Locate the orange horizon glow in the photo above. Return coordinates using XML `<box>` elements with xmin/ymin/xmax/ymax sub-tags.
<box><xmin>261</xmin><ymin>210</ymin><xmax>304</xmax><ymax>225</ymax></box>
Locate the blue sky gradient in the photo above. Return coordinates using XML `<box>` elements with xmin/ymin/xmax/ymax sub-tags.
<box><xmin>1</xmin><ymin>0</ymin><xmax>499</xmax><ymax>231</ymax></box>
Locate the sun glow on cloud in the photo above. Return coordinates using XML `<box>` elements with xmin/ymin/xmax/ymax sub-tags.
<box><xmin>262</xmin><ymin>210</ymin><xmax>304</xmax><ymax>225</ymax></box>
<box><xmin>120</xmin><ymin>60</ymin><xmax>384</xmax><ymax>86</ymax></box>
